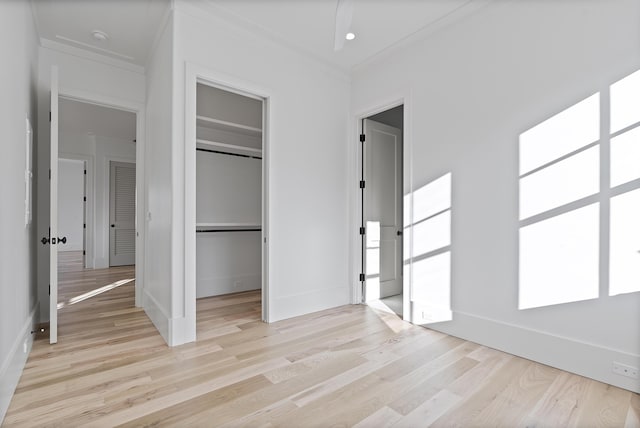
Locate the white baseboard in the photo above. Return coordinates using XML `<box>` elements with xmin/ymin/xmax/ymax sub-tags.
<box><xmin>426</xmin><ymin>311</ymin><xmax>640</xmax><ymax>393</ymax></box>
<box><xmin>142</xmin><ymin>290</ymin><xmax>170</xmax><ymax>346</ymax></box>
<box><xmin>0</xmin><ymin>304</ymin><xmax>37</xmax><ymax>424</ymax></box>
<box><xmin>271</xmin><ymin>286</ymin><xmax>350</xmax><ymax>323</ymax></box>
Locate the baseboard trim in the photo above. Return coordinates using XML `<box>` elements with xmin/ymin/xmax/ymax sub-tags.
<box><xmin>271</xmin><ymin>286</ymin><xmax>350</xmax><ymax>323</ymax></box>
<box><xmin>0</xmin><ymin>304</ymin><xmax>37</xmax><ymax>424</ymax></box>
<box><xmin>426</xmin><ymin>310</ymin><xmax>640</xmax><ymax>393</ymax></box>
<box><xmin>142</xmin><ymin>290</ymin><xmax>170</xmax><ymax>346</ymax></box>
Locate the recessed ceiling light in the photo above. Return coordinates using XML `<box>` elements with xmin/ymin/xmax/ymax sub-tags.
<box><xmin>91</xmin><ymin>30</ymin><xmax>109</xmax><ymax>42</ymax></box>
<box><xmin>345</xmin><ymin>32</ymin><xmax>356</xmax><ymax>41</ymax></box>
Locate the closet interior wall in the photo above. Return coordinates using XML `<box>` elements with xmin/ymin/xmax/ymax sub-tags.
<box><xmin>195</xmin><ymin>83</ymin><xmax>263</xmax><ymax>298</ymax></box>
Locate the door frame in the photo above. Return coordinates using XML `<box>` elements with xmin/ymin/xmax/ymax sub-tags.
<box><xmin>57</xmin><ymin>88</ymin><xmax>146</xmax><ymax>308</ymax></box>
<box><xmin>352</xmin><ymin>96</ymin><xmax>412</xmax><ymax>322</ymax></box>
<box><xmin>184</xmin><ymin>62</ymin><xmax>271</xmax><ymax>341</ymax></box>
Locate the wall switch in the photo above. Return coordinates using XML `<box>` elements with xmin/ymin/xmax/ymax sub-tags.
<box><xmin>612</xmin><ymin>362</ymin><xmax>638</xmax><ymax>379</ymax></box>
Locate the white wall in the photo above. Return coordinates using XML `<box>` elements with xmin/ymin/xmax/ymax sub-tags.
<box><xmin>142</xmin><ymin>12</ymin><xmax>175</xmax><ymax>343</ymax></box>
<box><xmin>352</xmin><ymin>0</ymin><xmax>640</xmax><ymax>392</ymax></box>
<box><xmin>57</xmin><ymin>158</ymin><xmax>85</xmax><ymax>251</ymax></box>
<box><xmin>36</xmin><ymin>46</ymin><xmax>145</xmax><ymax>322</ymax></box>
<box><xmin>162</xmin><ymin>1</ymin><xmax>352</xmax><ymax>345</ymax></box>
<box><xmin>0</xmin><ymin>2</ymin><xmax>39</xmax><ymax>423</ymax></box>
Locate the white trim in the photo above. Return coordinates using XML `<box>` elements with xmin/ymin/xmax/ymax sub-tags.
<box><xmin>57</xmin><ymin>88</ymin><xmax>145</xmax><ymax>308</ymax></box>
<box><xmin>0</xmin><ymin>304</ymin><xmax>37</xmax><ymax>423</ymax></box>
<box><xmin>40</xmin><ymin>38</ymin><xmax>145</xmax><ymax>75</ymax></box>
<box><xmin>271</xmin><ymin>286</ymin><xmax>350</xmax><ymax>322</ymax></box>
<box><xmin>352</xmin><ymin>94</ymin><xmax>413</xmax><ymax>323</ymax></box>
<box><xmin>184</xmin><ymin>62</ymin><xmax>272</xmax><ymax>345</ymax></box>
<box><xmin>175</xmin><ymin>1</ymin><xmax>349</xmax><ymax>83</ymax></box>
<box><xmin>351</xmin><ymin>0</ymin><xmax>494</xmax><ymax>73</ymax></box>
<box><xmin>428</xmin><ymin>310</ymin><xmax>640</xmax><ymax>393</ymax></box>
<box><xmin>58</xmin><ymin>153</ymin><xmax>94</xmax><ymax>269</ymax></box>
<box><xmin>143</xmin><ymin>289</ymin><xmax>171</xmax><ymax>345</ymax></box>
<box><xmin>196</xmin><ymin>139</ymin><xmax>262</xmax><ymax>156</ymax></box>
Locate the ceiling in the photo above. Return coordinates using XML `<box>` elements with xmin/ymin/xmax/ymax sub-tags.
<box><xmin>207</xmin><ymin>0</ymin><xmax>475</xmax><ymax>70</ymax></box>
<box><xmin>31</xmin><ymin>0</ymin><xmax>481</xmax><ymax>72</ymax></box>
<box><xmin>59</xmin><ymin>98</ymin><xmax>136</xmax><ymax>142</ymax></box>
<box><xmin>32</xmin><ymin>0</ymin><xmax>169</xmax><ymax>67</ymax></box>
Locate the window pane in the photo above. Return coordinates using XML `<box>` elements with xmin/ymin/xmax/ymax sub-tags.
<box><xmin>611</xmin><ymin>126</ymin><xmax>640</xmax><ymax>187</ymax></box>
<box><xmin>519</xmin><ymin>203</ymin><xmax>599</xmax><ymax>309</ymax></box>
<box><xmin>520</xmin><ymin>146</ymin><xmax>599</xmax><ymax>220</ymax></box>
<box><xmin>520</xmin><ymin>94</ymin><xmax>599</xmax><ymax>175</ymax></box>
<box><xmin>610</xmin><ymin>189</ymin><xmax>640</xmax><ymax>296</ymax></box>
<box><xmin>611</xmin><ymin>69</ymin><xmax>640</xmax><ymax>133</ymax></box>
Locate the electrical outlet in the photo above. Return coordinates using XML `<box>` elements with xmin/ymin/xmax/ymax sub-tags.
<box><xmin>612</xmin><ymin>362</ymin><xmax>639</xmax><ymax>379</ymax></box>
<box><xmin>233</xmin><ymin>280</ymin><xmax>242</xmax><ymax>288</ymax></box>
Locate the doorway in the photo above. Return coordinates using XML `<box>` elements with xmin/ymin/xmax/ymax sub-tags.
<box><xmin>360</xmin><ymin>105</ymin><xmax>404</xmax><ymax>317</ymax></box>
<box><xmin>183</xmin><ymin>64</ymin><xmax>271</xmax><ymax>344</ymax></box>
<box><xmin>192</xmin><ymin>80</ymin><xmax>266</xmax><ymax>335</ymax></box>
<box><xmin>47</xmin><ymin>86</ymin><xmax>140</xmax><ymax>343</ymax></box>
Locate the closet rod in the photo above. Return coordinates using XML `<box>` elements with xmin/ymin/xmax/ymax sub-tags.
<box><xmin>196</xmin><ymin>229</ymin><xmax>262</xmax><ymax>233</ymax></box>
<box><xmin>196</xmin><ymin>147</ymin><xmax>262</xmax><ymax>160</ymax></box>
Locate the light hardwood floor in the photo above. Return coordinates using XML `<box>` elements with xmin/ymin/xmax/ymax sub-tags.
<box><xmin>4</xmin><ymin>254</ymin><xmax>639</xmax><ymax>427</ymax></box>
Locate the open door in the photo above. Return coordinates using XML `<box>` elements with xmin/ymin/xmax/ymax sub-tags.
<box><xmin>363</xmin><ymin>119</ymin><xmax>403</xmax><ymax>301</ymax></box>
<box><xmin>49</xmin><ymin>66</ymin><xmax>59</xmax><ymax>344</ymax></box>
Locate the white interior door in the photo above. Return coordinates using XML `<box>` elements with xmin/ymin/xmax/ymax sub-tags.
<box><xmin>109</xmin><ymin>161</ymin><xmax>136</xmax><ymax>266</ymax></box>
<box><xmin>49</xmin><ymin>66</ymin><xmax>59</xmax><ymax>344</ymax></box>
<box><xmin>364</xmin><ymin>119</ymin><xmax>402</xmax><ymax>300</ymax></box>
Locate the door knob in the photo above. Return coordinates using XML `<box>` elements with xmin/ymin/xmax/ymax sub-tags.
<box><xmin>111</xmin><ymin>224</ymin><xmax>115</xmax><ymax>228</ymax></box>
<box><xmin>58</xmin><ymin>237</ymin><xmax>67</xmax><ymax>244</ymax></box>
<box><xmin>41</xmin><ymin>237</ymin><xmax>50</xmax><ymax>245</ymax></box>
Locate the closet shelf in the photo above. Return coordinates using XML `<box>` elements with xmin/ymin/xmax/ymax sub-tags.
<box><xmin>197</xmin><ymin>115</ymin><xmax>262</xmax><ymax>137</ymax></box>
<box><xmin>196</xmin><ymin>139</ymin><xmax>262</xmax><ymax>157</ymax></box>
<box><xmin>196</xmin><ymin>223</ymin><xmax>261</xmax><ymax>231</ymax></box>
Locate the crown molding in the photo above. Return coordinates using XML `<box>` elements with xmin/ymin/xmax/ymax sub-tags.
<box><xmin>40</xmin><ymin>38</ymin><xmax>145</xmax><ymax>75</ymax></box>
<box><xmin>175</xmin><ymin>0</ymin><xmax>350</xmax><ymax>83</ymax></box>
<box><xmin>352</xmin><ymin>0</ymin><xmax>494</xmax><ymax>73</ymax></box>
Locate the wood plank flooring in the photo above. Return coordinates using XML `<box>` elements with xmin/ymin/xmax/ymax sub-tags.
<box><xmin>4</xmin><ymin>254</ymin><xmax>639</xmax><ymax>427</ymax></box>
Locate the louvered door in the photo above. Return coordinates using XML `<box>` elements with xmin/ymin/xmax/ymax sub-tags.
<box><xmin>109</xmin><ymin>161</ymin><xmax>136</xmax><ymax>266</ymax></box>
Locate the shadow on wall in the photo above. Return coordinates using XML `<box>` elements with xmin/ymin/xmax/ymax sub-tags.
<box><xmin>519</xmin><ymin>68</ymin><xmax>640</xmax><ymax>310</ymax></box>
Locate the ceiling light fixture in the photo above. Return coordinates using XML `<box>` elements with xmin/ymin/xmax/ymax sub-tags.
<box><xmin>91</xmin><ymin>30</ymin><xmax>109</xmax><ymax>42</ymax></box>
<box><xmin>345</xmin><ymin>32</ymin><xmax>356</xmax><ymax>41</ymax></box>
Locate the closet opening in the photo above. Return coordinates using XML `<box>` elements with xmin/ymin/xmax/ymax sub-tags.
<box><xmin>192</xmin><ymin>80</ymin><xmax>267</xmax><ymax>337</ymax></box>
<box><xmin>360</xmin><ymin>105</ymin><xmax>404</xmax><ymax>318</ymax></box>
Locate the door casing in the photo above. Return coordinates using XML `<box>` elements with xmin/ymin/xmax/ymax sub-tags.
<box><xmin>352</xmin><ymin>97</ymin><xmax>412</xmax><ymax>322</ymax></box>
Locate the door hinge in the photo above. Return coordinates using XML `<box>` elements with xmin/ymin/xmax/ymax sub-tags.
<box><xmin>48</xmin><ymin>284</ymin><xmax>50</xmax><ymax>295</ymax></box>
<box><xmin>84</xmin><ymin>169</ymin><xmax>87</xmax><ymax>175</ymax></box>
<box><xmin>49</xmin><ymin>111</ymin><xmax>51</xmax><ymax>122</ymax></box>
<box><xmin>83</xmin><ymin>250</ymin><xmax>86</xmax><ymax>255</ymax></box>
<box><xmin>83</xmin><ymin>196</ymin><xmax>86</xmax><ymax>202</ymax></box>
<box><xmin>49</xmin><ymin>169</ymin><xmax>51</xmax><ymax>180</ymax></box>
<box><xmin>359</xmin><ymin>227</ymin><xmax>365</xmax><ymax>235</ymax></box>
<box><xmin>83</xmin><ymin>223</ymin><xmax>86</xmax><ymax>229</ymax></box>
<box><xmin>359</xmin><ymin>134</ymin><xmax>365</xmax><ymax>142</ymax></box>
<box><xmin>359</xmin><ymin>273</ymin><xmax>365</xmax><ymax>282</ymax></box>
<box><xmin>359</xmin><ymin>180</ymin><xmax>365</xmax><ymax>189</ymax></box>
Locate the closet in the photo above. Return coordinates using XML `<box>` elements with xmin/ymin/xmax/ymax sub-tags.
<box><xmin>195</xmin><ymin>83</ymin><xmax>263</xmax><ymax>299</ymax></box>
